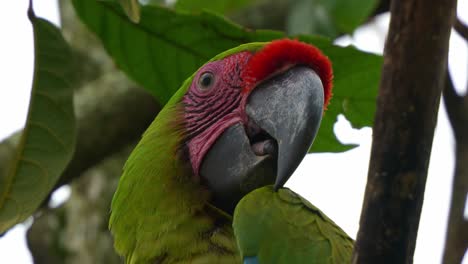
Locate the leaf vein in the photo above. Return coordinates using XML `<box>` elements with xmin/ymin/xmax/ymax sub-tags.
<box><xmin>28</xmin><ymin>121</ymin><xmax>68</xmax><ymax>151</ymax></box>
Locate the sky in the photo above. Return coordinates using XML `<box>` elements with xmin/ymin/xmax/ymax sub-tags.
<box><xmin>0</xmin><ymin>1</ymin><xmax>467</xmax><ymax>263</ymax></box>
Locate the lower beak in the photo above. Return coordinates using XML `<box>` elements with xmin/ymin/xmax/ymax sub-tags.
<box><xmin>200</xmin><ymin>66</ymin><xmax>324</xmax><ymax>213</ymax></box>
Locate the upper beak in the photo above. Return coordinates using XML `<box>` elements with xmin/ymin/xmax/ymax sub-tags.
<box><xmin>200</xmin><ymin>66</ymin><xmax>324</xmax><ymax>213</ymax></box>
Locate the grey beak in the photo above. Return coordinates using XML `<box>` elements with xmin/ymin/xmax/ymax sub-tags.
<box><xmin>247</xmin><ymin>66</ymin><xmax>324</xmax><ymax>189</ymax></box>
<box><xmin>200</xmin><ymin>66</ymin><xmax>324</xmax><ymax>213</ymax></box>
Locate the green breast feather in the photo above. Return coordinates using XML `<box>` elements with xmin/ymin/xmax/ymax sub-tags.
<box><xmin>233</xmin><ymin>186</ymin><xmax>354</xmax><ymax>264</ymax></box>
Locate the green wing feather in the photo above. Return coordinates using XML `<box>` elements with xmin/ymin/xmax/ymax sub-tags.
<box><xmin>109</xmin><ymin>42</ymin><xmax>271</xmax><ymax>263</ymax></box>
<box><xmin>233</xmin><ymin>186</ymin><xmax>354</xmax><ymax>264</ymax></box>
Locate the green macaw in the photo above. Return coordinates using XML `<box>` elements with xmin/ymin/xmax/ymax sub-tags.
<box><xmin>109</xmin><ymin>39</ymin><xmax>345</xmax><ymax>263</ymax></box>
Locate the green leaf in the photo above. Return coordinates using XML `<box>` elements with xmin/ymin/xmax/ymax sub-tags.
<box><xmin>0</xmin><ymin>13</ymin><xmax>76</xmax><ymax>233</ymax></box>
<box><xmin>119</xmin><ymin>0</ymin><xmax>141</xmax><ymax>23</ymax></box>
<box><xmin>287</xmin><ymin>0</ymin><xmax>378</xmax><ymax>37</ymax></box>
<box><xmin>175</xmin><ymin>0</ymin><xmax>255</xmax><ymax>14</ymax></box>
<box><xmin>287</xmin><ymin>0</ymin><xmax>338</xmax><ymax>38</ymax></box>
<box><xmin>330</xmin><ymin>0</ymin><xmax>379</xmax><ymax>33</ymax></box>
<box><xmin>98</xmin><ymin>0</ymin><xmax>141</xmax><ymax>22</ymax></box>
<box><xmin>141</xmin><ymin>0</ymin><xmax>166</xmax><ymax>6</ymax></box>
<box><xmin>72</xmin><ymin>0</ymin><xmax>382</xmax><ymax>152</ymax></box>
<box><xmin>72</xmin><ymin>0</ymin><xmax>283</xmax><ymax>103</ymax></box>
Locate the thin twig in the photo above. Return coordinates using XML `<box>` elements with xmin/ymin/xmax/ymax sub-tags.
<box><xmin>442</xmin><ymin>70</ymin><xmax>468</xmax><ymax>263</ymax></box>
<box><xmin>454</xmin><ymin>17</ymin><xmax>468</xmax><ymax>41</ymax></box>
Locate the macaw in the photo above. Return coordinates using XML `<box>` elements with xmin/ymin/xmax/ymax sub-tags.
<box><xmin>109</xmin><ymin>39</ymin><xmax>340</xmax><ymax>263</ymax></box>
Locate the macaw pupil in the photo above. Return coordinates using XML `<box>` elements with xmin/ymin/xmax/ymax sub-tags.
<box><xmin>198</xmin><ymin>72</ymin><xmax>214</xmax><ymax>90</ymax></box>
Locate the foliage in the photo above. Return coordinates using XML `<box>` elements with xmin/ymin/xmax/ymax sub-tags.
<box><xmin>118</xmin><ymin>0</ymin><xmax>141</xmax><ymax>22</ymax></box>
<box><xmin>174</xmin><ymin>0</ymin><xmax>255</xmax><ymax>14</ymax></box>
<box><xmin>0</xmin><ymin>0</ymin><xmax>381</xmax><ymax>233</ymax></box>
<box><xmin>0</xmin><ymin>10</ymin><xmax>76</xmax><ymax>233</ymax></box>
<box><xmin>72</xmin><ymin>0</ymin><xmax>382</xmax><ymax>152</ymax></box>
<box><xmin>287</xmin><ymin>0</ymin><xmax>378</xmax><ymax>37</ymax></box>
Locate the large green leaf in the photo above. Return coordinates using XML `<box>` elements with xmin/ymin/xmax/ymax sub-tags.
<box><xmin>330</xmin><ymin>0</ymin><xmax>379</xmax><ymax>33</ymax></box>
<box><xmin>0</xmin><ymin>12</ymin><xmax>76</xmax><ymax>233</ymax></box>
<box><xmin>287</xmin><ymin>0</ymin><xmax>379</xmax><ymax>37</ymax></box>
<box><xmin>175</xmin><ymin>0</ymin><xmax>255</xmax><ymax>14</ymax></box>
<box><xmin>72</xmin><ymin>0</ymin><xmax>381</xmax><ymax>152</ymax></box>
<box><xmin>119</xmin><ymin>0</ymin><xmax>141</xmax><ymax>23</ymax></box>
<box><xmin>98</xmin><ymin>0</ymin><xmax>141</xmax><ymax>22</ymax></box>
<box><xmin>287</xmin><ymin>0</ymin><xmax>338</xmax><ymax>38</ymax></box>
<box><xmin>72</xmin><ymin>0</ymin><xmax>282</xmax><ymax>103</ymax></box>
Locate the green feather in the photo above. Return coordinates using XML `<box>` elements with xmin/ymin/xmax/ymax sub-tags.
<box><xmin>233</xmin><ymin>186</ymin><xmax>354</xmax><ymax>264</ymax></box>
<box><xmin>109</xmin><ymin>42</ymin><xmax>270</xmax><ymax>263</ymax></box>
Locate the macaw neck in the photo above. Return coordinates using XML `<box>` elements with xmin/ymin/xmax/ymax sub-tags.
<box><xmin>109</xmin><ymin>105</ymin><xmax>237</xmax><ymax>263</ymax></box>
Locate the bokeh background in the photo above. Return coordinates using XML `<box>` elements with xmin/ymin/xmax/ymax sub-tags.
<box><xmin>0</xmin><ymin>1</ymin><xmax>467</xmax><ymax>263</ymax></box>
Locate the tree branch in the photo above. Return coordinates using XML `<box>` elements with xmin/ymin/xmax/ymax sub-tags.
<box><xmin>454</xmin><ymin>17</ymin><xmax>468</xmax><ymax>41</ymax></box>
<box><xmin>53</xmin><ymin>72</ymin><xmax>160</xmax><ymax>192</ymax></box>
<box><xmin>27</xmin><ymin>145</ymin><xmax>133</xmax><ymax>264</ymax></box>
<box><xmin>371</xmin><ymin>0</ymin><xmax>390</xmax><ymax>17</ymax></box>
<box><xmin>352</xmin><ymin>0</ymin><xmax>457</xmax><ymax>263</ymax></box>
<box><xmin>442</xmin><ymin>72</ymin><xmax>468</xmax><ymax>263</ymax></box>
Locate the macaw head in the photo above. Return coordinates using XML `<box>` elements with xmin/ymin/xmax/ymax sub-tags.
<box><xmin>182</xmin><ymin>39</ymin><xmax>332</xmax><ymax>213</ymax></box>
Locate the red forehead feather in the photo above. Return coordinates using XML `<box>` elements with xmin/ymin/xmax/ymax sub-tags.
<box><xmin>241</xmin><ymin>39</ymin><xmax>333</xmax><ymax>109</ymax></box>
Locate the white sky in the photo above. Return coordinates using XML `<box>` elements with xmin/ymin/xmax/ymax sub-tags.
<box><xmin>0</xmin><ymin>1</ymin><xmax>467</xmax><ymax>264</ymax></box>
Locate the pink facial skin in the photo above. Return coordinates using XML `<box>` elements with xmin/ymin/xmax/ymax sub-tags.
<box><xmin>183</xmin><ymin>51</ymin><xmax>253</xmax><ymax>178</ymax></box>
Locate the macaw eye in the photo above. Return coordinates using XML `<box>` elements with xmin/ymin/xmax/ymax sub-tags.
<box><xmin>198</xmin><ymin>72</ymin><xmax>215</xmax><ymax>91</ymax></box>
